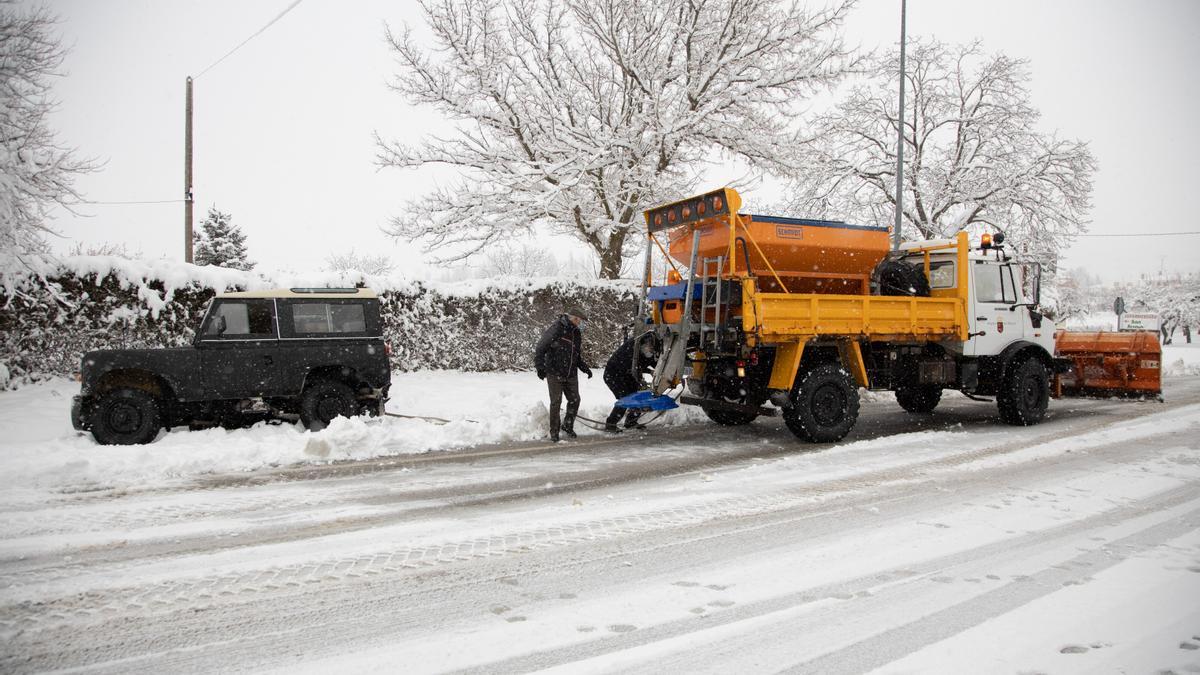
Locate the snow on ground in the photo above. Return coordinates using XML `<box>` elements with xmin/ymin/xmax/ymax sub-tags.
<box><xmin>1164</xmin><ymin>342</ymin><xmax>1200</xmax><ymax>376</ymax></box>
<box><xmin>0</xmin><ymin>372</ymin><xmax>704</xmax><ymax>498</ymax></box>
<box><xmin>874</xmin><ymin>528</ymin><xmax>1200</xmax><ymax>674</ymax></box>
<box><xmin>4</xmin><ymin>350</ymin><xmax>1198</xmax><ymax>497</ymax></box>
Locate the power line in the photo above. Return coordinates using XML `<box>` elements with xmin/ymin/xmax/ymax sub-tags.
<box><xmin>82</xmin><ymin>199</ymin><xmax>184</xmax><ymax>205</ymax></box>
<box><xmin>1076</xmin><ymin>231</ymin><xmax>1200</xmax><ymax>237</ymax></box>
<box><xmin>194</xmin><ymin>0</ymin><xmax>304</xmax><ymax>79</ymax></box>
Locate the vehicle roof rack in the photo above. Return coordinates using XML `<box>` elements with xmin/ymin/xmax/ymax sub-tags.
<box><xmin>288</xmin><ymin>287</ymin><xmax>360</xmax><ymax>294</ymax></box>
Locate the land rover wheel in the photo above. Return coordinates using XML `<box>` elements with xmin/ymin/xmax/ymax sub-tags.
<box><xmin>998</xmin><ymin>357</ymin><xmax>1049</xmax><ymax>426</ymax></box>
<box><xmin>90</xmin><ymin>388</ymin><xmax>161</xmax><ymax>445</ymax></box>
<box><xmin>895</xmin><ymin>384</ymin><xmax>942</xmax><ymax>413</ymax></box>
<box><xmin>300</xmin><ymin>379</ymin><xmax>357</xmax><ymax>431</ymax></box>
<box><xmin>782</xmin><ymin>364</ymin><xmax>860</xmax><ymax>443</ymax></box>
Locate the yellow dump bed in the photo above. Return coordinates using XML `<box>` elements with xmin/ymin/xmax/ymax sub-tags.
<box><xmin>746</xmin><ymin>288</ymin><xmax>965</xmax><ymax>342</ymax></box>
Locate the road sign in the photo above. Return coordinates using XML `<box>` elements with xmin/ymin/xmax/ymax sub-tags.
<box><xmin>1113</xmin><ymin>296</ymin><xmax>1125</xmax><ymax>316</ymax></box>
<box><xmin>1118</xmin><ymin>312</ymin><xmax>1159</xmax><ymax>332</ymax></box>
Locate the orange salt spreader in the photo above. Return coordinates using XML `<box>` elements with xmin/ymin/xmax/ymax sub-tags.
<box><xmin>1053</xmin><ymin>329</ymin><xmax>1162</xmax><ymax>399</ymax></box>
<box><xmin>664</xmin><ymin>212</ymin><xmax>890</xmax><ymax>294</ymax></box>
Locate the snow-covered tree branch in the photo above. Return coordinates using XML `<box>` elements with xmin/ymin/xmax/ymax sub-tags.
<box><xmin>784</xmin><ymin>39</ymin><xmax>1096</xmax><ymax>267</ymax></box>
<box><xmin>325</xmin><ymin>249</ymin><xmax>396</xmax><ymax>276</ymax></box>
<box><xmin>0</xmin><ymin>1</ymin><xmax>93</xmax><ymax>279</ymax></box>
<box><xmin>379</xmin><ymin>0</ymin><xmax>857</xmax><ymax>278</ymax></box>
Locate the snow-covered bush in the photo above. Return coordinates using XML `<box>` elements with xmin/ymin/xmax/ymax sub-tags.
<box><xmin>381</xmin><ymin>279</ymin><xmax>638</xmax><ymax>372</ymax></box>
<box><xmin>0</xmin><ymin>257</ymin><xmax>261</xmax><ymax>385</ymax></box>
<box><xmin>0</xmin><ymin>257</ymin><xmax>639</xmax><ymax>386</ymax></box>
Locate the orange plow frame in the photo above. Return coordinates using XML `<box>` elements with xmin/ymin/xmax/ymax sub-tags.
<box><xmin>1054</xmin><ymin>330</ymin><xmax>1162</xmax><ymax>399</ymax></box>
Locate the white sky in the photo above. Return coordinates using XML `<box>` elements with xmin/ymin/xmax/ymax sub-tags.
<box><xmin>34</xmin><ymin>0</ymin><xmax>1200</xmax><ymax>281</ymax></box>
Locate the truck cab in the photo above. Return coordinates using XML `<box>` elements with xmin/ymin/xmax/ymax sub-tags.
<box><xmin>898</xmin><ymin>237</ymin><xmax>1055</xmax><ymax>360</ymax></box>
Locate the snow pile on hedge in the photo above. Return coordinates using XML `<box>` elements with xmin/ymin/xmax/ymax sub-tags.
<box><xmin>0</xmin><ymin>256</ymin><xmax>639</xmax><ymax>385</ymax></box>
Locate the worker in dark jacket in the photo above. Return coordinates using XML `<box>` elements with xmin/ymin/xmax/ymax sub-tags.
<box><xmin>603</xmin><ymin>332</ymin><xmax>660</xmax><ymax>432</ymax></box>
<box><xmin>534</xmin><ymin>310</ymin><xmax>593</xmax><ymax>441</ymax></box>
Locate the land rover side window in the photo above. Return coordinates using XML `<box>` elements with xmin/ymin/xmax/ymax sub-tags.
<box><xmin>974</xmin><ymin>262</ymin><xmax>1017</xmax><ymax>304</ymax></box>
<box><xmin>290</xmin><ymin>302</ymin><xmax>367</xmax><ymax>335</ymax></box>
<box><xmin>202</xmin><ymin>300</ymin><xmax>275</xmax><ymax>338</ymax></box>
<box><xmin>928</xmin><ymin>261</ymin><xmax>956</xmax><ymax>289</ymax></box>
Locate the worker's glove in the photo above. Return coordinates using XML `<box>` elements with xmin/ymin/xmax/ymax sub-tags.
<box><xmin>582</xmin><ymin>367</ymin><xmax>593</xmax><ymax>379</ymax></box>
<box><xmin>537</xmin><ymin>368</ymin><xmax>546</xmax><ymax>380</ymax></box>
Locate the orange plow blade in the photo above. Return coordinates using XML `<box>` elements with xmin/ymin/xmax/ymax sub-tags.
<box><xmin>1054</xmin><ymin>330</ymin><xmax>1162</xmax><ymax>399</ymax></box>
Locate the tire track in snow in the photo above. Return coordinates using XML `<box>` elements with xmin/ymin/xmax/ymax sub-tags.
<box><xmin>1</xmin><ymin>409</ymin><xmax>1195</xmax><ymax>634</ymax></box>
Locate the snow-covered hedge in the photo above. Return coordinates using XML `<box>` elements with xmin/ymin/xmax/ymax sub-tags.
<box><xmin>0</xmin><ymin>257</ymin><xmax>639</xmax><ymax>386</ymax></box>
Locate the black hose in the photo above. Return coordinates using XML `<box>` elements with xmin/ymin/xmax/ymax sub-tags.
<box><xmin>736</xmin><ymin>237</ymin><xmax>754</xmax><ymax>276</ymax></box>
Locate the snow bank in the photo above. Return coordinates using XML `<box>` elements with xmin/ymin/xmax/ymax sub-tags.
<box><xmin>1163</xmin><ymin>343</ymin><xmax>1200</xmax><ymax>377</ymax></box>
<box><xmin>0</xmin><ymin>372</ymin><xmax>702</xmax><ymax>498</ymax></box>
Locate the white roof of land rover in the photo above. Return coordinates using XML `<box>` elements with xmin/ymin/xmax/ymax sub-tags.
<box><xmin>218</xmin><ymin>288</ymin><xmax>378</xmax><ymax>299</ymax></box>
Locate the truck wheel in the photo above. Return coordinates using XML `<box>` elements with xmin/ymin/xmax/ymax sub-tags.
<box><xmin>703</xmin><ymin>407</ymin><xmax>758</xmax><ymax>426</ymax></box>
<box><xmin>90</xmin><ymin>388</ymin><xmax>161</xmax><ymax>445</ymax></box>
<box><xmin>300</xmin><ymin>380</ymin><xmax>357</xmax><ymax>431</ymax></box>
<box><xmin>783</xmin><ymin>364</ymin><xmax>860</xmax><ymax>443</ymax></box>
<box><xmin>895</xmin><ymin>384</ymin><xmax>942</xmax><ymax>413</ymax></box>
<box><xmin>998</xmin><ymin>357</ymin><xmax>1049</xmax><ymax>426</ymax></box>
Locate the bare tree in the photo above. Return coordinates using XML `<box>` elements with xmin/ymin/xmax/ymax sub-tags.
<box><xmin>785</xmin><ymin>40</ymin><xmax>1096</xmax><ymax>266</ymax></box>
<box><xmin>482</xmin><ymin>241</ymin><xmax>558</xmax><ymax>277</ymax></box>
<box><xmin>0</xmin><ymin>2</ymin><xmax>92</xmax><ymax>276</ymax></box>
<box><xmin>66</xmin><ymin>241</ymin><xmax>136</xmax><ymax>257</ymax></box>
<box><xmin>379</xmin><ymin>0</ymin><xmax>856</xmax><ymax>278</ymax></box>
<box><xmin>324</xmin><ymin>249</ymin><xmax>397</xmax><ymax>276</ymax></box>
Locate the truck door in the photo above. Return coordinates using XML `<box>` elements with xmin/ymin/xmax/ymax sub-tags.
<box><xmin>965</xmin><ymin>260</ymin><xmax>1026</xmax><ymax>357</ymax></box>
<box><xmin>197</xmin><ymin>299</ymin><xmax>282</xmax><ymax>399</ymax></box>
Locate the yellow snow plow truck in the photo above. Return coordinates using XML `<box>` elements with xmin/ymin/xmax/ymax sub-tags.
<box><xmin>634</xmin><ymin>187</ymin><xmax>1071</xmax><ymax>442</ymax></box>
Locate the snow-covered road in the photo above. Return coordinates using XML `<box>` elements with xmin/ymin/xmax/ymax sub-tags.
<box><xmin>2</xmin><ymin>378</ymin><xmax>1199</xmax><ymax>673</ymax></box>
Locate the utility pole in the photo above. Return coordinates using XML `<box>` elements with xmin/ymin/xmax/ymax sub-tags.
<box><xmin>184</xmin><ymin>76</ymin><xmax>194</xmax><ymax>263</ymax></box>
<box><xmin>892</xmin><ymin>0</ymin><xmax>907</xmax><ymax>251</ymax></box>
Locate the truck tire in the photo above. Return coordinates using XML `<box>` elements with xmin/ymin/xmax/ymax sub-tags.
<box><xmin>300</xmin><ymin>379</ymin><xmax>357</xmax><ymax>431</ymax></box>
<box><xmin>783</xmin><ymin>364</ymin><xmax>860</xmax><ymax>443</ymax></box>
<box><xmin>895</xmin><ymin>384</ymin><xmax>942</xmax><ymax>413</ymax></box>
<box><xmin>90</xmin><ymin>388</ymin><xmax>161</xmax><ymax>445</ymax></box>
<box><xmin>703</xmin><ymin>407</ymin><xmax>758</xmax><ymax>426</ymax></box>
<box><xmin>875</xmin><ymin>260</ymin><xmax>931</xmax><ymax>297</ymax></box>
<box><xmin>997</xmin><ymin>357</ymin><xmax>1049</xmax><ymax>425</ymax></box>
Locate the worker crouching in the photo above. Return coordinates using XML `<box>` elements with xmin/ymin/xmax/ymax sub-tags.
<box><xmin>534</xmin><ymin>309</ymin><xmax>594</xmax><ymax>442</ymax></box>
<box><xmin>603</xmin><ymin>333</ymin><xmax>661</xmax><ymax>432</ymax></box>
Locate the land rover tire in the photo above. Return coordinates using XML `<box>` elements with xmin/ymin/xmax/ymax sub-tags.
<box><xmin>300</xmin><ymin>379</ymin><xmax>357</xmax><ymax>431</ymax></box>
<box><xmin>895</xmin><ymin>384</ymin><xmax>942</xmax><ymax>414</ymax></box>
<box><xmin>90</xmin><ymin>387</ymin><xmax>161</xmax><ymax>445</ymax></box>
<box><xmin>783</xmin><ymin>364</ymin><xmax>860</xmax><ymax>443</ymax></box>
<box><xmin>997</xmin><ymin>357</ymin><xmax>1049</xmax><ymax>426</ymax></box>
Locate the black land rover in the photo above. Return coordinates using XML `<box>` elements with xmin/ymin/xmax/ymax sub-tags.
<box><xmin>71</xmin><ymin>288</ymin><xmax>392</xmax><ymax>445</ymax></box>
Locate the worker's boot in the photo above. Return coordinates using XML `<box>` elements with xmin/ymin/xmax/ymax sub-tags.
<box><xmin>624</xmin><ymin>412</ymin><xmax>645</xmax><ymax>430</ymax></box>
<box><xmin>562</xmin><ymin>408</ymin><xmax>578</xmax><ymax>439</ymax></box>
<box><xmin>604</xmin><ymin>408</ymin><xmax>623</xmax><ymax>433</ymax></box>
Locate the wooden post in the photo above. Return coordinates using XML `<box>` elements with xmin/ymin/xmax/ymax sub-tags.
<box><xmin>184</xmin><ymin>76</ymin><xmax>194</xmax><ymax>263</ymax></box>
